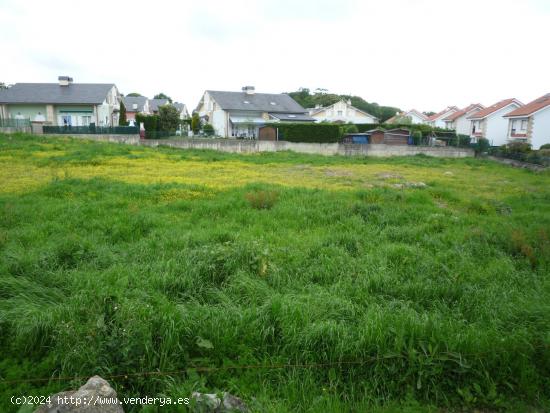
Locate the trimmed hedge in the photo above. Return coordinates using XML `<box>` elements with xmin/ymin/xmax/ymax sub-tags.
<box><xmin>135</xmin><ymin>113</ymin><xmax>160</xmax><ymax>132</ymax></box>
<box><xmin>273</xmin><ymin>123</ymin><xmax>341</xmax><ymax>143</ymax></box>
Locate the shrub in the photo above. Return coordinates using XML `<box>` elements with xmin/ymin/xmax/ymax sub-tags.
<box><xmin>475</xmin><ymin>138</ymin><xmax>490</xmax><ymax>155</ymax></box>
<box><xmin>274</xmin><ymin>123</ymin><xmax>341</xmax><ymax>143</ymax></box>
<box><xmin>202</xmin><ymin>123</ymin><xmax>215</xmax><ymax>136</ymax></box>
<box><xmin>245</xmin><ymin>190</ymin><xmax>278</xmax><ymax>210</ymax></box>
<box><xmin>191</xmin><ymin>113</ymin><xmax>201</xmax><ymax>134</ymax></box>
<box><xmin>158</xmin><ymin>105</ymin><xmax>180</xmax><ymax>132</ymax></box>
<box><xmin>119</xmin><ymin>101</ymin><xmax>127</xmax><ymax>126</ymax></box>
<box><xmin>412</xmin><ymin>131</ymin><xmax>422</xmax><ymax>146</ymax></box>
<box><xmin>135</xmin><ymin>113</ymin><xmax>159</xmax><ymax>132</ymax></box>
<box><xmin>346</xmin><ymin>124</ymin><xmax>359</xmax><ymax>133</ymax></box>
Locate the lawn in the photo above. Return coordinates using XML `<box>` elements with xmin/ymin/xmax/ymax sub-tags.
<box><xmin>0</xmin><ymin>133</ymin><xmax>549</xmax><ymax>412</ymax></box>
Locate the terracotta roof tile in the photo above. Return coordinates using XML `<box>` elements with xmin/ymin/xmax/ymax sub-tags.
<box><xmin>427</xmin><ymin>106</ymin><xmax>459</xmax><ymax>121</ymax></box>
<box><xmin>467</xmin><ymin>98</ymin><xmax>522</xmax><ymax>119</ymax></box>
<box><xmin>504</xmin><ymin>93</ymin><xmax>550</xmax><ymax>117</ymax></box>
<box><xmin>443</xmin><ymin>104</ymin><xmax>484</xmax><ymax>122</ymax></box>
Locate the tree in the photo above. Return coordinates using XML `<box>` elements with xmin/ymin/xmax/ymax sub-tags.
<box><xmin>127</xmin><ymin>92</ymin><xmax>142</xmax><ymax>97</ymax></box>
<box><xmin>154</xmin><ymin>93</ymin><xmax>172</xmax><ymax>103</ymax></box>
<box><xmin>191</xmin><ymin>113</ymin><xmax>201</xmax><ymax>134</ymax></box>
<box><xmin>119</xmin><ymin>100</ymin><xmax>127</xmax><ymax>126</ymax></box>
<box><xmin>158</xmin><ymin>105</ymin><xmax>180</xmax><ymax>131</ymax></box>
<box><xmin>346</xmin><ymin>124</ymin><xmax>359</xmax><ymax>133</ymax></box>
<box><xmin>423</xmin><ymin>111</ymin><xmax>436</xmax><ymax>117</ymax></box>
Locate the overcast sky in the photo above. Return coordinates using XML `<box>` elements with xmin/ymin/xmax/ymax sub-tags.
<box><xmin>1</xmin><ymin>0</ymin><xmax>549</xmax><ymax>112</ymax></box>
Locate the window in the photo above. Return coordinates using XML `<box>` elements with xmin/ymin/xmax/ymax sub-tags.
<box><xmin>337</xmin><ymin>110</ymin><xmax>343</xmax><ymax>116</ymax></box>
<box><xmin>520</xmin><ymin>120</ymin><xmax>528</xmax><ymax>131</ymax></box>
<box><xmin>80</xmin><ymin>115</ymin><xmax>92</xmax><ymax>126</ymax></box>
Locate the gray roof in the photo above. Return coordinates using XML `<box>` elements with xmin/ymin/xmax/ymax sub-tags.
<box><xmin>173</xmin><ymin>102</ymin><xmax>187</xmax><ymax>112</ymax></box>
<box><xmin>149</xmin><ymin>98</ymin><xmax>169</xmax><ymax>112</ymax></box>
<box><xmin>0</xmin><ymin>83</ymin><xmax>115</xmax><ymax>104</ymax></box>
<box><xmin>122</xmin><ymin>96</ymin><xmax>147</xmax><ymax>112</ymax></box>
<box><xmin>269</xmin><ymin>113</ymin><xmax>315</xmax><ymax>122</ymax></box>
<box><xmin>207</xmin><ymin>90</ymin><xmax>307</xmax><ymax>113</ymax></box>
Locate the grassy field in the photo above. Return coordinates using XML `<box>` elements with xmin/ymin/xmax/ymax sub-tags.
<box><xmin>0</xmin><ymin>133</ymin><xmax>549</xmax><ymax>412</ymax></box>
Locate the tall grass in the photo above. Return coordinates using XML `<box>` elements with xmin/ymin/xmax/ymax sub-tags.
<box><xmin>0</xmin><ymin>134</ymin><xmax>549</xmax><ymax>412</ymax></box>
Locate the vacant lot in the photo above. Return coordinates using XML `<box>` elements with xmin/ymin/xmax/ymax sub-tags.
<box><xmin>0</xmin><ymin>134</ymin><xmax>549</xmax><ymax>412</ymax></box>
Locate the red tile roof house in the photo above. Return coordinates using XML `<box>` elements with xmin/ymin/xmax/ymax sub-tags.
<box><xmin>443</xmin><ymin>104</ymin><xmax>485</xmax><ymax>136</ymax></box>
<box><xmin>426</xmin><ymin>106</ymin><xmax>459</xmax><ymax>128</ymax></box>
<box><xmin>503</xmin><ymin>93</ymin><xmax>550</xmax><ymax>149</ymax></box>
<box><xmin>467</xmin><ymin>98</ymin><xmax>523</xmax><ymax>146</ymax></box>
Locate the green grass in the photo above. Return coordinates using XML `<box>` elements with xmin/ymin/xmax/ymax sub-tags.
<box><xmin>0</xmin><ymin>133</ymin><xmax>549</xmax><ymax>412</ymax></box>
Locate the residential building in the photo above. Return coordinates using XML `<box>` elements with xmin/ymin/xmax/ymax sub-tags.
<box><xmin>308</xmin><ymin>99</ymin><xmax>378</xmax><ymax>124</ymax></box>
<box><xmin>122</xmin><ymin>96</ymin><xmax>150</xmax><ymax>122</ymax></box>
<box><xmin>443</xmin><ymin>103</ymin><xmax>485</xmax><ymax>135</ymax></box>
<box><xmin>0</xmin><ymin>76</ymin><xmax>120</xmax><ymax>126</ymax></box>
<box><xmin>173</xmin><ymin>102</ymin><xmax>190</xmax><ymax>120</ymax></box>
<box><xmin>149</xmin><ymin>98</ymin><xmax>170</xmax><ymax>114</ymax></box>
<box><xmin>467</xmin><ymin>98</ymin><xmax>523</xmax><ymax>146</ymax></box>
<box><xmin>426</xmin><ymin>106</ymin><xmax>459</xmax><ymax>128</ymax></box>
<box><xmin>385</xmin><ymin>109</ymin><xmax>428</xmax><ymax>125</ymax></box>
<box><xmin>503</xmin><ymin>93</ymin><xmax>550</xmax><ymax>149</ymax></box>
<box><xmin>196</xmin><ymin>86</ymin><xmax>314</xmax><ymax>138</ymax></box>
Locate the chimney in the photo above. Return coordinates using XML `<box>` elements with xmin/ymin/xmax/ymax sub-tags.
<box><xmin>58</xmin><ymin>76</ymin><xmax>73</xmax><ymax>86</ymax></box>
<box><xmin>242</xmin><ymin>86</ymin><xmax>255</xmax><ymax>95</ymax></box>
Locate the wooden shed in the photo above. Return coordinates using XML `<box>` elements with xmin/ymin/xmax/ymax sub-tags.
<box><xmin>384</xmin><ymin>128</ymin><xmax>411</xmax><ymax>145</ymax></box>
<box><xmin>369</xmin><ymin>129</ymin><xmax>385</xmax><ymax>144</ymax></box>
<box><xmin>258</xmin><ymin>126</ymin><xmax>277</xmax><ymax>141</ymax></box>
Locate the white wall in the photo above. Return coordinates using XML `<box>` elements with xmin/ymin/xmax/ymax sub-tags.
<box><xmin>211</xmin><ymin>110</ymin><xmax>227</xmax><ymax>136</ymax></box>
<box><xmin>486</xmin><ymin>103</ymin><xmax>522</xmax><ymax>146</ymax></box>
<box><xmin>456</xmin><ymin>116</ymin><xmax>473</xmax><ymax>135</ymax></box>
<box><xmin>531</xmin><ymin>107</ymin><xmax>550</xmax><ymax>149</ymax></box>
<box><xmin>313</xmin><ymin>100</ymin><xmax>377</xmax><ymax>124</ymax></box>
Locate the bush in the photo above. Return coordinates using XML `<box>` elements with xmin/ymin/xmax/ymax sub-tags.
<box><xmin>191</xmin><ymin>113</ymin><xmax>201</xmax><ymax>134</ymax></box>
<box><xmin>475</xmin><ymin>138</ymin><xmax>490</xmax><ymax>155</ymax></box>
<box><xmin>274</xmin><ymin>123</ymin><xmax>341</xmax><ymax>143</ymax></box>
<box><xmin>202</xmin><ymin>123</ymin><xmax>215</xmax><ymax>136</ymax></box>
<box><xmin>412</xmin><ymin>131</ymin><xmax>422</xmax><ymax>146</ymax></box>
<box><xmin>346</xmin><ymin>124</ymin><xmax>359</xmax><ymax>133</ymax></box>
<box><xmin>158</xmin><ymin>105</ymin><xmax>180</xmax><ymax>132</ymax></box>
<box><xmin>135</xmin><ymin>114</ymin><xmax>159</xmax><ymax>132</ymax></box>
<box><xmin>245</xmin><ymin>190</ymin><xmax>278</xmax><ymax>210</ymax></box>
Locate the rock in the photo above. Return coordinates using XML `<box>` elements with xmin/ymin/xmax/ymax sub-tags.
<box><xmin>35</xmin><ymin>376</ymin><xmax>124</xmax><ymax>413</ymax></box>
<box><xmin>191</xmin><ymin>392</ymin><xmax>249</xmax><ymax>413</ymax></box>
<box><xmin>405</xmin><ymin>181</ymin><xmax>427</xmax><ymax>188</ymax></box>
<box><xmin>443</xmin><ymin>171</ymin><xmax>454</xmax><ymax>176</ymax></box>
<box><xmin>377</xmin><ymin>172</ymin><xmax>403</xmax><ymax>179</ymax></box>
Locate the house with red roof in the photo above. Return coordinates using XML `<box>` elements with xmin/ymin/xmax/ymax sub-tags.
<box><xmin>443</xmin><ymin>104</ymin><xmax>485</xmax><ymax>136</ymax></box>
<box><xmin>503</xmin><ymin>93</ymin><xmax>550</xmax><ymax>149</ymax></box>
<box><xmin>426</xmin><ymin>106</ymin><xmax>459</xmax><ymax>128</ymax></box>
<box><xmin>467</xmin><ymin>98</ymin><xmax>523</xmax><ymax>146</ymax></box>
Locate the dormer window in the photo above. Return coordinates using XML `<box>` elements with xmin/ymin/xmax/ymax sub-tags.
<box><xmin>244</xmin><ymin>101</ymin><xmax>250</xmax><ymax>104</ymax></box>
<box><xmin>270</xmin><ymin>102</ymin><xmax>277</xmax><ymax>105</ymax></box>
<box><xmin>288</xmin><ymin>114</ymin><xmax>296</xmax><ymax>118</ymax></box>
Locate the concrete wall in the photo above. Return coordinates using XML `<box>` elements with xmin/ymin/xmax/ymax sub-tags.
<box><xmin>44</xmin><ymin>134</ymin><xmax>140</xmax><ymax>145</ymax></box>
<box><xmin>142</xmin><ymin>138</ymin><xmax>474</xmax><ymax>158</ymax></box>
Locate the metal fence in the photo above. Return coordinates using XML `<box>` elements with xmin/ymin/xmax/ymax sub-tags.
<box><xmin>0</xmin><ymin>118</ymin><xmax>31</xmax><ymax>129</ymax></box>
<box><xmin>43</xmin><ymin>125</ymin><xmax>139</xmax><ymax>135</ymax></box>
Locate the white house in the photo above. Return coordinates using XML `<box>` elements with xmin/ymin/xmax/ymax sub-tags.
<box><xmin>386</xmin><ymin>109</ymin><xmax>428</xmax><ymax>124</ymax></box>
<box><xmin>426</xmin><ymin>106</ymin><xmax>459</xmax><ymax>128</ymax></box>
<box><xmin>503</xmin><ymin>93</ymin><xmax>550</xmax><ymax>149</ymax></box>
<box><xmin>308</xmin><ymin>99</ymin><xmax>378</xmax><ymax>124</ymax></box>
<box><xmin>173</xmin><ymin>102</ymin><xmax>190</xmax><ymax>120</ymax></box>
<box><xmin>467</xmin><ymin>98</ymin><xmax>523</xmax><ymax>146</ymax></box>
<box><xmin>196</xmin><ymin>86</ymin><xmax>314</xmax><ymax>138</ymax></box>
<box><xmin>0</xmin><ymin>76</ymin><xmax>120</xmax><ymax>126</ymax></box>
<box><xmin>443</xmin><ymin>103</ymin><xmax>485</xmax><ymax>135</ymax></box>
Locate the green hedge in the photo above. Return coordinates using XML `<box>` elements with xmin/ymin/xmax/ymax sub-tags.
<box><xmin>135</xmin><ymin>114</ymin><xmax>160</xmax><ymax>132</ymax></box>
<box><xmin>273</xmin><ymin>123</ymin><xmax>341</xmax><ymax>143</ymax></box>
